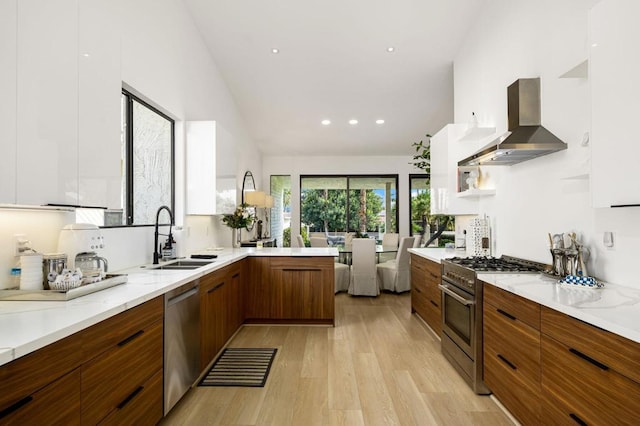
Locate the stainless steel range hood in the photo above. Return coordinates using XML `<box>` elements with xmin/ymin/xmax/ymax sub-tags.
<box><xmin>458</xmin><ymin>78</ymin><xmax>567</xmax><ymax>166</ymax></box>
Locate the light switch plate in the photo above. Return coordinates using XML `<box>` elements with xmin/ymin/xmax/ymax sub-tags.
<box><xmin>603</xmin><ymin>231</ymin><xmax>614</xmax><ymax>249</ymax></box>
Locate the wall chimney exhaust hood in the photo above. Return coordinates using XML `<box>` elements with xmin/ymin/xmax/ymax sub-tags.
<box><xmin>458</xmin><ymin>78</ymin><xmax>567</xmax><ymax>167</ymax></box>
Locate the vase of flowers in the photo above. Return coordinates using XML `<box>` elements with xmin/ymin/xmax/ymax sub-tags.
<box><xmin>222</xmin><ymin>204</ymin><xmax>253</xmax><ymax>248</ymax></box>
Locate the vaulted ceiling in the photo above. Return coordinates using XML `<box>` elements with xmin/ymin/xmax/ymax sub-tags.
<box><xmin>183</xmin><ymin>0</ymin><xmax>484</xmax><ymax>156</ymax></box>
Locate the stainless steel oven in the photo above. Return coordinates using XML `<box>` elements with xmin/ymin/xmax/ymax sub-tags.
<box><xmin>440</xmin><ymin>280</ymin><xmax>475</xmax><ymax>358</ymax></box>
<box><xmin>439</xmin><ymin>255</ymin><xmax>546</xmax><ymax>395</ymax></box>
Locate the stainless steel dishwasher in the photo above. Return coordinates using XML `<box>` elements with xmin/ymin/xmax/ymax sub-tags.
<box><xmin>164</xmin><ymin>280</ymin><xmax>200</xmax><ymax>415</ymax></box>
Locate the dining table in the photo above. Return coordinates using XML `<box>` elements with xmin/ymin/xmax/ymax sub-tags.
<box><xmin>335</xmin><ymin>243</ymin><xmax>398</xmax><ymax>265</ymax></box>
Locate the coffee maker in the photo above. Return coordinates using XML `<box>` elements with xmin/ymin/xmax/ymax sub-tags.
<box><xmin>58</xmin><ymin>223</ymin><xmax>108</xmax><ymax>282</ymax></box>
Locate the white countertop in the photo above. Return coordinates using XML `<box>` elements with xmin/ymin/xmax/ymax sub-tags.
<box><xmin>0</xmin><ymin>247</ymin><xmax>337</xmax><ymax>367</ymax></box>
<box><xmin>408</xmin><ymin>247</ymin><xmax>465</xmax><ymax>263</ymax></box>
<box><xmin>479</xmin><ymin>273</ymin><xmax>640</xmax><ymax>344</ymax></box>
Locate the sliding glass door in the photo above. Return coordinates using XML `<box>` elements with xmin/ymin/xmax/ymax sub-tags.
<box><xmin>300</xmin><ymin>175</ymin><xmax>397</xmax><ymax>242</ymax></box>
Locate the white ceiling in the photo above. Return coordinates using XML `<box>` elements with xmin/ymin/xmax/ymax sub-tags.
<box><xmin>183</xmin><ymin>0</ymin><xmax>485</xmax><ymax>156</ymax></box>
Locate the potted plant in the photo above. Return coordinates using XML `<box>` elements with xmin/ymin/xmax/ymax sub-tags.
<box><xmin>221</xmin><ymin>204</ymin><xmax>253</xmax><ymax>248</ymax></box>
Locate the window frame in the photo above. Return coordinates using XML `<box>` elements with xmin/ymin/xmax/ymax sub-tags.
<box><xmin>118</xmin><ymin>88</ymin><xmax>176</xmax><ymax>227</ymax></box>
<box><xmin>299</xmin><ymin>174</ymin><xmax>399</xmax><ymax>235</ymax></box>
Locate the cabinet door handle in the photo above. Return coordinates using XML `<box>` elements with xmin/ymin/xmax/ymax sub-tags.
<box><xmin>497</xmin><ymin>354</ymin><xmax>517</xmax><ymax>370</ymax></box>
<box><xmin>496</xmin><ymin>309</ymin><xmax>516</xmax><ymax>320</ymax></box>
<box><xmin>117</xmin><ymin>386</ymin><xmax>144</xmax><ymax>410</ymax></box>
<box><xmin>569</xmin><ymin>348</ymin><xmax>609</xmax><ymax>371</ymax></box>
<box><xmin>282</xmin><ymin>268</ymin><xmax>321</xmax><ymax>272</ymax></box>
<box><xmin>569</xmin><ymin>413</ymin><xmax>588</xmax><ymax>426</ymax></box>
<box><xmin>208</xmin><ymin>282</ymin><xmax>225</xmax><ymax>293</ymax></box>
<box><xmin>0</xmin><ymin>396</ymin><xmax>33</xmax><ymax>419</ymax></box>
<box><xmin>414</xmin><ymin>288</ymin><xmax>422</xmax><ymax>293</ymax></box>
<box><xmin>232</xmin><ymin>273</ymin><xmax>240</xmax><ymax>279</ymax></box>
<box><xmin>430</xmin><ymin>300</ymin><xmax>438</xmax><ymax>307</ymax></box>
<box><xmin>118</xmin><ymin>330</ymin><xmax>144</xmax><ymax>347</ymax></box>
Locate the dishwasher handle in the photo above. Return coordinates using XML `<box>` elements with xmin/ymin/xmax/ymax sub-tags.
<box><xmin>167</xmin><ymin>287</ymin><xmax>198</xmax><ymax>307</ymax></box>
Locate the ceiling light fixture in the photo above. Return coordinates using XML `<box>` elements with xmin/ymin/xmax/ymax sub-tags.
<box><xmin>271</xmin><ymin>48</ymin><xmax>279</xmax><ymax>54</ymax></box>
<box><xmin>321</xmin><ymin>119</ymin><xmax>331</xmax><ymax>126</ymax></box>
<box><xmin>349</xmin><ymin>119</ymin><xmax>358</xmax><ymax>125</ymax></box>
<box><xmin>386</xmin><ymin>47</ymin><xmax>395</xmax><ymax>53</ymax></box>
<box><xmin>376</xmin><ymin>119</ymin><xmax>385</xmax><ymax>125</ymax></box>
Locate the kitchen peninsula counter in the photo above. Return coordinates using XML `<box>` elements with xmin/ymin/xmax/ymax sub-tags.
<box><xmin>408</xmin><ymin>247</ymin><xmax>465</xmax><ymax>263</ymax></box>
<box><xmin>479</xmin><ymin>273</ymin><xmax>640</xmax><ymax>344</ymax></box>
<box><xmin>0</xmin><ymin>247</ymin><xmax>338</xmax><ymax>367</ymax></box>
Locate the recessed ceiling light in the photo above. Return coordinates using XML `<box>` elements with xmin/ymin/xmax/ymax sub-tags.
<box><xmin>386</xmin><ymin>47</ymin><xmax>395</xmax><ymax>53</ymax></box>
<box><xmin>321</xmin><ymin>119</ymin><xmax>331</xmax><ymax>126</ymax></box>
<box><xmin>376</xmin><ymin>119</ymin><xmax>385</xmax><ymax>125</ymax></box>
<box><xmin>271</xmin><ymin>48</ymin><xmax>279</xmax><ymax>54</ymax></box>
<box><xmin>349</xmin><ymin>119</ymin><xmax>358</xmax><ymax>125</ymax></box>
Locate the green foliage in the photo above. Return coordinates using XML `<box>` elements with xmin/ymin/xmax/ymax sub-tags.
<box><xmin>410</xmin><ymin>135</ymin><xmax>432</xmax><ymax>172</ymax></box>
<box><xmin>282</xmin><ymin>226</ymin><xmax>309</xmax><ymax>247</ymax></box>
<box><xmin>221</xmin><ymin>204</ymin><xmax>253</xmax><ymax>229</ymax></box>
<box><xmin>301</xmin><ymin>189</ymin><xmax>385</xmax><ymax>233</ymax></box>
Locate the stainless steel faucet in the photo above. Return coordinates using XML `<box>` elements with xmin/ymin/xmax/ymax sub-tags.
<box><xmin>153</xmin><ymin>205</ymin><xmax>174</xmax><ymax>264</ymax></box>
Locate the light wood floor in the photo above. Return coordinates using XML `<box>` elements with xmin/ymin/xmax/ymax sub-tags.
<box><xmin>162</xmin><ymin>292</ymin><xmax>513</xmax><ymax>426</ymax></box>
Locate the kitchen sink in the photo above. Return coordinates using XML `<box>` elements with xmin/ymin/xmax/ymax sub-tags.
<box><xmin>148</xmin><ymin>260</ymin><xmax>215</xmax><ymax>270</ymax></box>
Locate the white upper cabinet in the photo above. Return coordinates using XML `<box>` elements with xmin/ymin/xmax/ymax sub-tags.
<box><xmin>430</xmin><ymin>124</ymin><xmax>485</xmax><ymax>215</ymax></box>
<box><xmin>0</xmin><ymin>0</ymin><xmax>17</xmax><ymax>203</ymax></box>
<box><xmin>591</xmin><ymin>0</ymin><xmax>640</xmax><ymax>208</ymax></box>
<box><xmin>186</xmin><ymin>121</ymin><xmax>217</xmax><ymax>215</ymax></box>
<box><xmin>16</xmin><ymin>0</ymin><xmax>79</xmax><ymax>206</ymax></box>
<box><xmin>78</xmin><ymin>0</ymin><xmax>122</xmax><ymax>208</ymax></box>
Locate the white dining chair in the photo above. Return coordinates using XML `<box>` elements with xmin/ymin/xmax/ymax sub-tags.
<box><xmin>310</xmin><ymin>236</ymin><xmax>329</xmax><ymax>247</ymax></box>
<box><xmin>344</xmin><ymin>232</ymin><xmax>354</xmax><ymax>245</ymax></box>
<box><xmin>296</xmin><ymin>234</ymin><xmax>305</xmax><ymax>248</ymax></box>
<box><xmin>348</xmin><ymin>238</ymin><xmax>379</xmax><ymax>296</ymax></box>
<box><xmin>334</xmin><ymin>262</ymin><xmax>350</xmax><ymax>293</ymax></box>
<box><xmin>377</xmin><ymin>236</ymin><xmax>415</xmax><ymax>293</ymax></box>
<box><xmin>413</xmin><ymin>234</ymin><xmax>422</xmax><ymax>248</ymax></box>
<box><xmin>382</xmin><ymin>232</ymin><xmax>399</xmax><ymax>248</ymax></box>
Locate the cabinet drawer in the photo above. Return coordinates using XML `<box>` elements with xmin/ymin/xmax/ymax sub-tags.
<box><xmin>484</xmin><ymin>340</ymin><xmax>540</xmax><ymax>425</ymax></box>
<box><xmin>0</xmin><ymin>331</ymin><xmax>82</xmax><ymax>413</ymax></box>
<box><xmin>412</xmin><ymin>286</ymin><xmax>441</xmax><ymax>336</ymax></box>
<box><xmin>483</xmin><ymin>301</ymin><xmax>540</xmax><ymax>384</ymax></box>
<box><xmin>483</xmin><ymin>284</ymin><xmax>539</xmax><ymax>330</ymax></box>
<box><xmin>97</xmin><ymin>369</ymin><xmax>163</xmax><ymax>426</ymax></box>
<box><xmin>270</xmin><ymin>256</ymin><xmax>333</xmax><ymax>270</ymax></box>
<box><xmin>0</xmin><ymin>368</ymin><xmax>81</xmax><ymax>425</ymax></box>
<box><xmin>81</xmin><ymin>320</ymin><xmax>163</xmax><ymax>424</ymax></box>
<box><xmin>82</xmin><ymin>296</ymin><xmax>163</xmax><ymax>362</ymax></box>
<box><xmin>541</xmin><ymin>306</ymin><xmax>640</xmax><ymax>384</ymax></box>
<box><xmin>541</xmin><ymin>335</ymin><xmax>640</xmax><ymax>425</ymax></box>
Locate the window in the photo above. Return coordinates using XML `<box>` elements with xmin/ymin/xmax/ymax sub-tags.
<box><xmin>410</xmin><ymin>173</ymin><xmax>455</xmax><ymax>247</ymax></box>
<box><xmin>300</xmin><ymin>175</ymin><xmax>398</xmax><ymax>241</ymax></box>
<box><xmin>120</xmin><ymin>89</ymin><xmax>175</xmax><ymax>226</ymax></box>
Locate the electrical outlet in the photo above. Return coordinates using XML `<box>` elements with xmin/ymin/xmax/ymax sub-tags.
<box><xmin>603</xmin><ymin>231</ymin><xmax>615</xmax><ymax>249</ymax></box>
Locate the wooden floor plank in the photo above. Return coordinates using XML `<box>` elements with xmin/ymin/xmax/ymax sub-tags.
<box><xmin>161</xmin><ymin>292</ymin><xmax>513</xmax><ymax>426</ymax></box>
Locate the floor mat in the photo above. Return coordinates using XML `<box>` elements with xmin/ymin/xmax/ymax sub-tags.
<box><xmin>198</xmin><ymin>348</ymin><xmax>278</xmax><ymax>387</ymax></box>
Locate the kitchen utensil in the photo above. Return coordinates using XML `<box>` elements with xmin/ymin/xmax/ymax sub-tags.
<box><xmin>552</xmin><ymin>234</ymin><xmax>564</xmax><ymax>249</ymax></box>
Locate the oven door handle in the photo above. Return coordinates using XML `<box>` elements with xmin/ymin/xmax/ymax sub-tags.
<box><xmin>438</xmin><ymin>284</ymin><xmax>475</xmax><ymax>306</ymax></box>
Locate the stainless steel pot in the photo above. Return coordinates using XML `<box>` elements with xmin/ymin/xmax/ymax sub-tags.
<box><xmin>43</xmin><ymin>253</ymin><xmax>67</xmax><ymax>289</ymax></box>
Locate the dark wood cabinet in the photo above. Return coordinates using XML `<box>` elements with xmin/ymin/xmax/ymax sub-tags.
<box><xmin>200</xmin><ymin>261</ymin><xmax>246</xmax><ymax>370</ymax></box>
<box><xmin>245</xmin><ymin>256</ymin><xmax>335</xmax><ymax>324</ymax></box>
<box><xmin>482</xmin><ymin>285</ymin><xmax>640</xmax><ymax>426</ymax></box>
<box><xmin>410</xmin><ymin>254</ymin><xmax>442</xmax><ymax>336</ymax></box>
<box><xmin>483</xmin><ymin>284</ymin><xmax>541</xmax><ymax>425</ymax></box>
<box><xmin>0</xmin><ymin>296</ymin><xmax>163</xmax><ymax>426</ymax></box>
<box><xmin>540</xmin><ymin>307</ymin><xmax>640</xmax><ymax>425</ymax></box>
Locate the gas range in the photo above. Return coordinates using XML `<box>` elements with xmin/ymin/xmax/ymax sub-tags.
<box><xmin>439</xmin><ymin>255</ymin><xmax>546</xmax><ymax>395</ymax></box>
<box><xmin>445</xmin><ymin>255</ymin><xmax>546</xmax><ymax>273</ymax></box>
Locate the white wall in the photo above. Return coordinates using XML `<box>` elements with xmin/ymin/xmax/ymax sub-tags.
<box><xmin>0</xmin><ymin>0</ymin><xmax>260</xmax><ymax>288</ymax></box>
<box><xmin>453</xmin><ymin>0</ymin><xmax>638</xmax><ymax>286</ymax></box>
<box><xmin>262</xmin><ymin>155</ymin><xmax>419</xmax><ymax>240</ymax></box>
